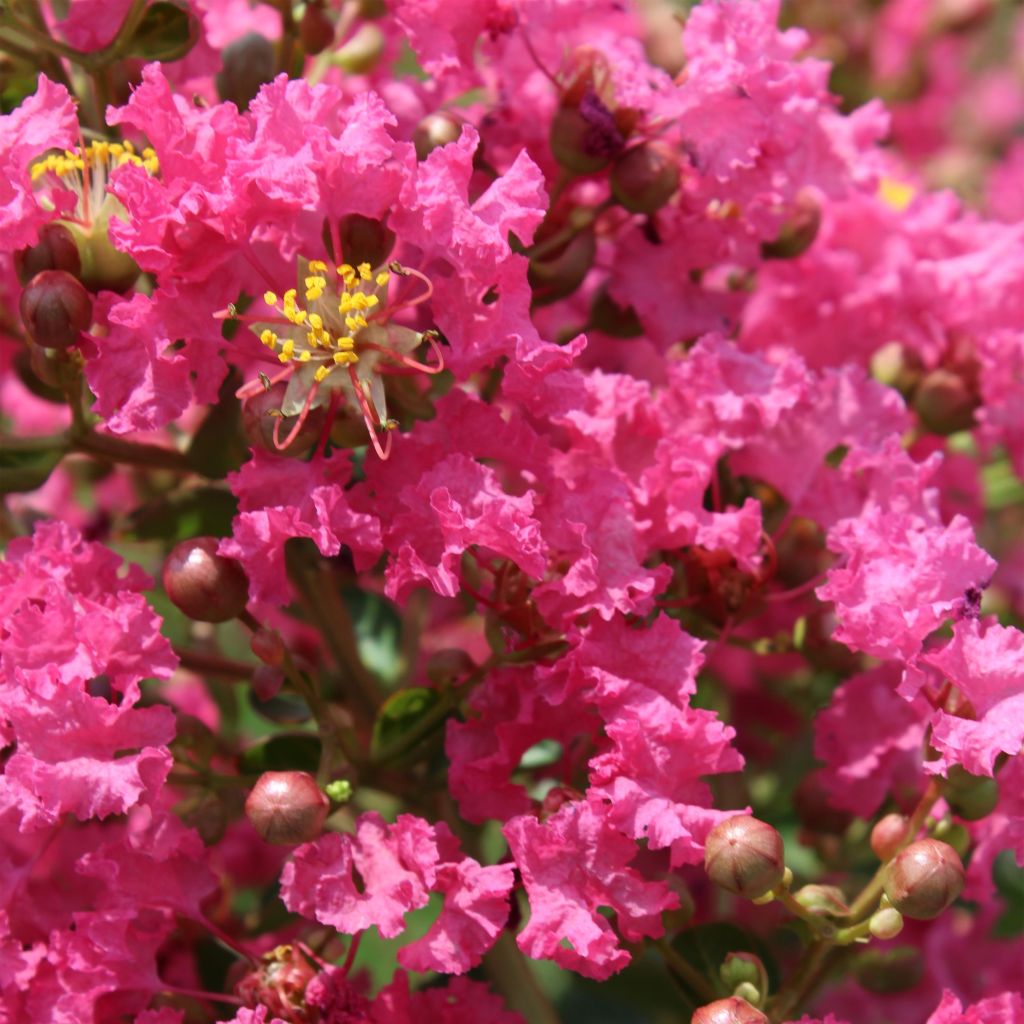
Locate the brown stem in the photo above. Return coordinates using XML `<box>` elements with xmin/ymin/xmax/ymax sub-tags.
<box><xmin>655</xmin><ymin>937</ymin><xmax>720</xmax><ymax>1006</ymax></box>
<box><xmin>70</xmin><ymin>430</ymin><xmax>193</xmax><ymax>472</ymax></box>
<box><xmin>175</xmin><ymin>647</ymin><xmax>254</xmax><ymax>680</ymax></box>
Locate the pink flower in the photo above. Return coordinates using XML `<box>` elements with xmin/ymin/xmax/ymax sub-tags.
<box><xmin>222</xmin><ymin>449</ymin><xmax>381</xmax><ymax>606</ymax></box>
<box><xmin>504</xmin><ymin>798</ymin><xmax>677</xmax><ymax>980</ymax></box>
<box><xmin>280</xmin><ymin>812</ymin><xmax>512</xmax><ymax>972</ymax></box>
<box><xmin>925</xmin><ymin>990</ymin><xmax>1024</xmax><ymax>1023</ymax></box>
<box><xmin>901</xmin><ymin>619</ymin><xmax>1024</xmax><ymax>776</ymax></box>
<box><xmin>0</xmin><ymin>77</ymin><xmax>78</xmax><ymax>252</ymax></box>
<box><xmin>371</xmin><ymin>971</ymin><xmax>524</xmax><ymax>1024</ymax></box>
<box><xmin>819</xmin><ymin>508</ymin><xmax>995</xmax><ymax>663</ymax></box>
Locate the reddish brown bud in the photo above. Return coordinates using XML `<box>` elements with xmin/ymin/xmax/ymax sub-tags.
<box><xmin>425</xmin><ymin>648</ymin><xmax>476</xmax><ymax>686</ymax></box>
<box><xmin>241</xmin><ymin>381</ymin><xmax>325</xmax><ymax>456</ymax></box>
<box><xmin>14</xmin><ymin>223</ymin><xmax>81</xmax><ymax>285</ymax></box>
<box><xmin>162</xmin><ymin>536</ymin><xmax>249</xmax><ymax>623</ymax></box>
<box><xmin>19</xmin><ymin>270</ymin><xmax>92</xmax><ymax>350</ymax></box>
<box><xmin>414</xmin><ymin>111</ymin><xmax>464</xmax><ymax>161</ymax></box>
<box><xmin>691</xmin><ymin>997</ymin><xmax>769</xmax><ymax>1024</ymax></box>
<box><xmin>550</xmin><ymin>91</ymin><xmax>625</xmax><ymax>175</ymax></box>
<box><xmin>883</xmin><ymin>838</ymin><xmax>965</xmax><ymax>920</ymax></box>
<box><xmin>871</xmin><ymin>813</ymin><xmax>910</xmax><ymax>861</ymax></box>
<box><xmin>762</xmin><ymin>191</ymin><xmax>822</xmax><ymax>260</ymax></box>
<box><xmin>217</xmin><ymin>32</ymin><xmax>276</xmax><ymax>111</ymax></box>
<box><xmin>299</xmin><ymin>3</ymin><xmax>334</xmax><ymax>55</ymax></box>
<box><xmin>913</xmin><ymin>368</ymin><xmax>978</xmax><ymax>436</ymax></box>
<box><xmin>528</xmin><ymin>228</ymin><xmax>596</xmax><ymax>304</ymax></box>
<box><xmin>245</xmin><ymin>771</ymin><xmax>329</xmax><ymax>845</ymax></box>
<box><xmin>704</xmin><ymin>815</ymin><xmax>785</xmax><ymax>900</ymax></box>
<box><xmin>610</xmin><ymin>141</ymin><xmax>680</xmax><ymax>214</ymax></box>
<box><xmin>251</xmin><ymin>627</ymin><xmax>285</xmax><ymax>667</ymax></box>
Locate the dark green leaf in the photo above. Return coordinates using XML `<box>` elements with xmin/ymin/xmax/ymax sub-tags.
<box><xmin>123</xmin><ymin>1</ymin><xmax>199</xmax><ymax>62</ymax></box>
<box><xmin>371</xmin><ymin>687</ymin><xmax>442</xmax><ymax>759</ymax></box>
<box><xmin>128</xmin><ymin>487</ymin><xmax>238</xmax><ymax>542</ymax></box>
<box><xmin>0</xmin><ymin>439</ymin><xmax>66</xmax><ymax>494</ymax></box>
<box><xmin>239</xmin><ymin>733</ymin><xmax>321</xmax><ymax>775</ymax></box>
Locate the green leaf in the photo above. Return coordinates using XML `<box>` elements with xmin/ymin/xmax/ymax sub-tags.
<box><xmin>123</xmin><ymin>1</ymin><xmax>199</xmax><ymax>62</ymax></box>
<box><xmin>239</xmin><ymin>733</ymin><xmax>321</xmax><ymax>775</ymax></box>
<box><xmin>186</xmin><ymin>374</ymin><xmax>245</xmax><ymax>478</ymax></box>
<box><xmin>371</xmin><ymin>687</ymin><xmax>442</xmax><ymax>759</ymax></box>
<box><xmin>128</xmin><ymin>487</ymin><xmax>238</xmax><ymax>542</ymax></box>
<box><xmin>0</xmin><ymin>438</ymin><xmax>66</xmax><ymax>494</ymax></box>
<box><xmin>344</xmin><ymin>586</ymin><xmax>404</xmax><ymax>685</ymax></box>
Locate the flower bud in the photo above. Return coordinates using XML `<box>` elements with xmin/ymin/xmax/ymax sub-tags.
<box><xmin>913</xmin><ymin>368</ymin><xmax>978</xmax><ymax>435</ymax></box>
<box><xmin>610</xmin><ymin>141</ymin><xmax>680</xmax><ymax>213</ymax></box>
<box><xmin>719</xmin><ymin>952</ymin><xmax>768</xmax><ymax>1001</ymax></box>
<box><xmin>299</xmin><ymin>3</ymin><xmax>334</xmax><ymax>55</ymax></box>
<box><xmin>241</xmin><ymin>381</ymin><xmax>325</xmax><ymax>456</ymax></box>
<box><xmin>414</xmin><ymin>111</ymin><xmax>464</xmax><ymax>161</ymax></box>
<box><xmin>425</xmin><ymin>648</ymin><xmax>476</xmax><ymax>686</ymax></box>
<box><xmin>550</xmin><ymin>89</ymin><xmax>625</xmax><ymax>175</ymax></box>
<box><xmin>792</xmin><ymin>884</ymin><xmax>849</xmax><ymax>918</ymax></box>
<box><xmin>162</xmin><ymin>536</ymin><xmax>249</xmax><ymax>623</ymax></box>
<box><xmin>870</xmin><ymin>341</ymin><xmax>924</xmax><ymax>398</ymax></box>
<box><xmin>245</xmin><ymin>771</ymin><xmax>329</xmax><ymax>845</ymax></box>
<box><xmin>868</xmin><ymin>907</ymin><xmax>905</xmax><ymax>940</ymax></box>
<box><xmin>871</xmin><ymin>813</ymin><xmax>910</xmax><ymax>861</ymax></box>
<box><xmin>251</xmin><ymin>665</ymin><xmax>285</xmax><ymax>702</ymax></box>
<box><xmin>691</xmin><ymin>997</ymin><xmax>769</xmax><ymax>1024</ymax></box>
<box><xmin>944</xmin><ymin>765</ymin><xmax>999</xmax><ymax>821</ymax></box>
<box><xmin>528</xmin><ymin>228</ymin><xmax>596</xmax><ymax>305</ymax></box>
<box><xmin>762</xmin><ymin>192</ymin><xmax>822</xmax><ymax>260</ymax></box>
<box><xmin>217</xmin><ymin>32</ymin><xmax>276</xmax><ymax>110</ymax></box>
<box><xmin>14</xmin><ymin>223</ymin><xmax>81</xmax><ymax>285</ymax></box>
<box><xmin>334</xmin><ymin>23</ymin><xmax>384</xmax><ymax>74</ymax></box>
<box><xmin>882</xmin><ymin>838</ymin><xmax>965</xmax><ymax>920</ymax></box>
<box><xmin>19</xmin><ymin>270</ymin><xmax>92</xmax><ymax>350</ymax></box>
<box><xmin>704</xmin><ymin>816</ymin><xmax>785</xmax><ymax>900</ymax></box>
<box><xmin>932</xmin><ymin>820</ymin><xmax>971</xmax><ymax>858</ymax></box>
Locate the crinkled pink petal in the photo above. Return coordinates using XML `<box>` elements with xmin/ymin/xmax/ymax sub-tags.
<box><xmin>504</xmin><ymin>799</ymin><xmax>677</xmax><ymax>980</ymax></box>
<box><xmin>0</xmin><ymin>77</ymin><xmax>78</xmax><ymax>252</ymax></box>
<box><xmin>371</xmin><ymin>972</ymin><xmax>524</xmax><ymax>1024</ymax></box>
<box><xmin>926</xmin><ymin>990</ymin><xmax>1024</xmax><ymax>1024</ymax></box>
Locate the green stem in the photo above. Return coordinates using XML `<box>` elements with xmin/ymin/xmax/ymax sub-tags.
<box><xmin>482</xmin><ymin>932</ymin><xmax>561</xmax><ymax>1024</ymax></box>
<box><xmin>655</xmin><ymin>937</ymin><xmax>720</xmax><ymax>1006</ymax></box>
<box><xmin>773</xmin><ymin>887</ymin><xmax>836</xmax><ymax>940</ymax></box>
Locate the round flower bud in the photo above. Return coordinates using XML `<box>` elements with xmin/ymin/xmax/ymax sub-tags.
<box><xmin>19</xmin><ymin>270</ymin><xmax>92</xmax><ymax>350</ymax></box>
<box><xmin>414</xmin><ymin>111</ymin><xmax>464</xmax><ymax>161</ymax></box>
<box><xmin>217</xmin><ymin>32</ymin><xmax>276</xmax><ymax>110</ymax></box>
<box><xmin>882</xmin><ymin>838</ymin><xmax>965</xmax><ymax>920</ymax></box>
<box><xmin>610</xmin><ymin>141</ymin><xmax>680</xmax><ymax>213</ymax></box>
<box><xmin>162</xmin><ymin>536</ymin><xmax>250</xmax><ymax>623</ymax></box>
<box><xmin>528</xmin><ymin>228</ymin><xmax>596</xmax><ymax>305</ymax></box>
<box><xmin>761</xmin><ymin>191</ymin><xmax>822</xmax><ymax>260</ymax></box>
<box><xmin>870</xmin><ymin>341</ymin><xmax>924</xmax><ymax>397</ymax></box>
<box><xmin>241</xmin><ymin>381</ymin><xmax>325</xmax><ymax>456</ymax></box>
<box><xmin>334</xmin><ymin>23</ymin><xmax>384</xmax><ymax>74</ymax></box>
<box><xmin>245</xmin><ymin>771</ymin><xmax>329</xmax><ymax>845</ymax></box>
<box><xmin>869</xmin><ymin>907</ymin><xmax>905</xmax><ymax>940</ymax></box>
<box><xmin>871</xmin><ymin>813</ymin><xmax>910</xmax><ymax>861</ymax></box>
<box><xmin>251</xmin><ymin>627</ymin><xmax>286</xmax><ymax>668</ymax></box>
<box><xmin>691</xmin><ymin>997</ymin><xmax>769</xmax><ymax>1024</ymax></box>
<box><xmin>251</xmin><ymin>665</ymin><xmax>285</xmax><ymax>702</ymax></box>
<box><xmin>913</xmin><ymin>368</ymin><xmax>978</xmax><ymax>435</ymax></box>
<box><xmin>704</xmin><ymin>816</ymin><xmax>785</xmax><ymax>900</ymax></box>
<box><xmin>944</xmin><ymin>765</ymin><xmax>1000</xmax><ymax>821</ymax></box>
<box><xmin>299</xmin><ymin>3</ymin><xmax>334</xmax><ymax>55</ymax></box>
<box><xmin>550</xmin><ymin>89</ymin><xmax>625</xmax><ymax>175</ymax></box>
<box><xmin>14</xmin><ymin>223</ymin><xmax>81</xmax><ymax>285</ymax></box>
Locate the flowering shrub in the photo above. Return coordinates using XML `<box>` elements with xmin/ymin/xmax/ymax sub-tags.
<box><xmin>0</xmin><ymin>1</ymin><xmax>1022</xmax><ymax>1022</ymax></box>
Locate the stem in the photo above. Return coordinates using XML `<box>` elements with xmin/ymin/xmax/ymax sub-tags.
<box><xmin>175</xmin><ymin>648</ymin><xmax>254</xmax><ymax>680</ymax></box>
<box><xmin>655</xmin><ymin>937</ymin><xmax>720</xmax><ymax>1006</ymax></box>
<box><xmin>482</xmin><ymin>931</ymin><xmax>561</xmax><ymax>1024</ymax></box>
<box><xmin>69</xmin><ymin>430</ymin><xmax>193</xmax><ymax>472</ymax></box>
<box><xmin>772</xmin><ymin>888</ymin><xmax>836</xmax><ymax>940</ymax></box>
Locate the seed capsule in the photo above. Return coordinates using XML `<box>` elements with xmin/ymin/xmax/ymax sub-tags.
<box><xmin>883</xmin><ymin>838</ymin><xmax>965</xmax><ymax>920</ymax></box>
<box><xmin>610</xmin><ymin>141</ymin><xmax>680</xmax><ymax>214</ymax></box>
<box><xmin>162</xmin><ymin>537</ymin><xmax>250</xmax><ymax>623</ymax></box>
<box><xmin>245</xmin><ymin>771</ymin><xmax>330</xmax><ymax>845</ymax></box>
<box><xmin>14</xmin><ymin>223</ymin><xmax>81</xmax><ymax>285</ymax></box>
<box><xmin>691</xmin><ymin>997</ymin><xmax>769</xmax><ymax>1024</ymax></box>
<box><xmin>704</xmin><ymin>816</ymin><xmax>785</xmax><ymax>900</ymax></box>
<box><xmin>19</xmin><ymin>270</ymin><xmax>92</xmax><ymax>350</ymax></box>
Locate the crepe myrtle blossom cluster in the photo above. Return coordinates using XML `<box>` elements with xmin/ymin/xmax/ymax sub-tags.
<box><xmin>0</xmin><ymin>0</ymin><xmax>1022</xmax><ymax>1022</ymax></box>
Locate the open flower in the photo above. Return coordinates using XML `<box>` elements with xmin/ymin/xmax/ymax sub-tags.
<box><xmin>226</xmin><ymin>256</ymin><xmax>442</xmax><ymax>459</ymax></box>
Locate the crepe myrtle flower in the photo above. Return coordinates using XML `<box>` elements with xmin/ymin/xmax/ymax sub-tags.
<box><xmin>220</xmin><ymin>255</ymin><xmax>443</xmax><ymax>460</ymax></box>
<box><xmin>29</xmin><ymin>139</ymin><xmax>158</xmax><ymax>291</ymax></box>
